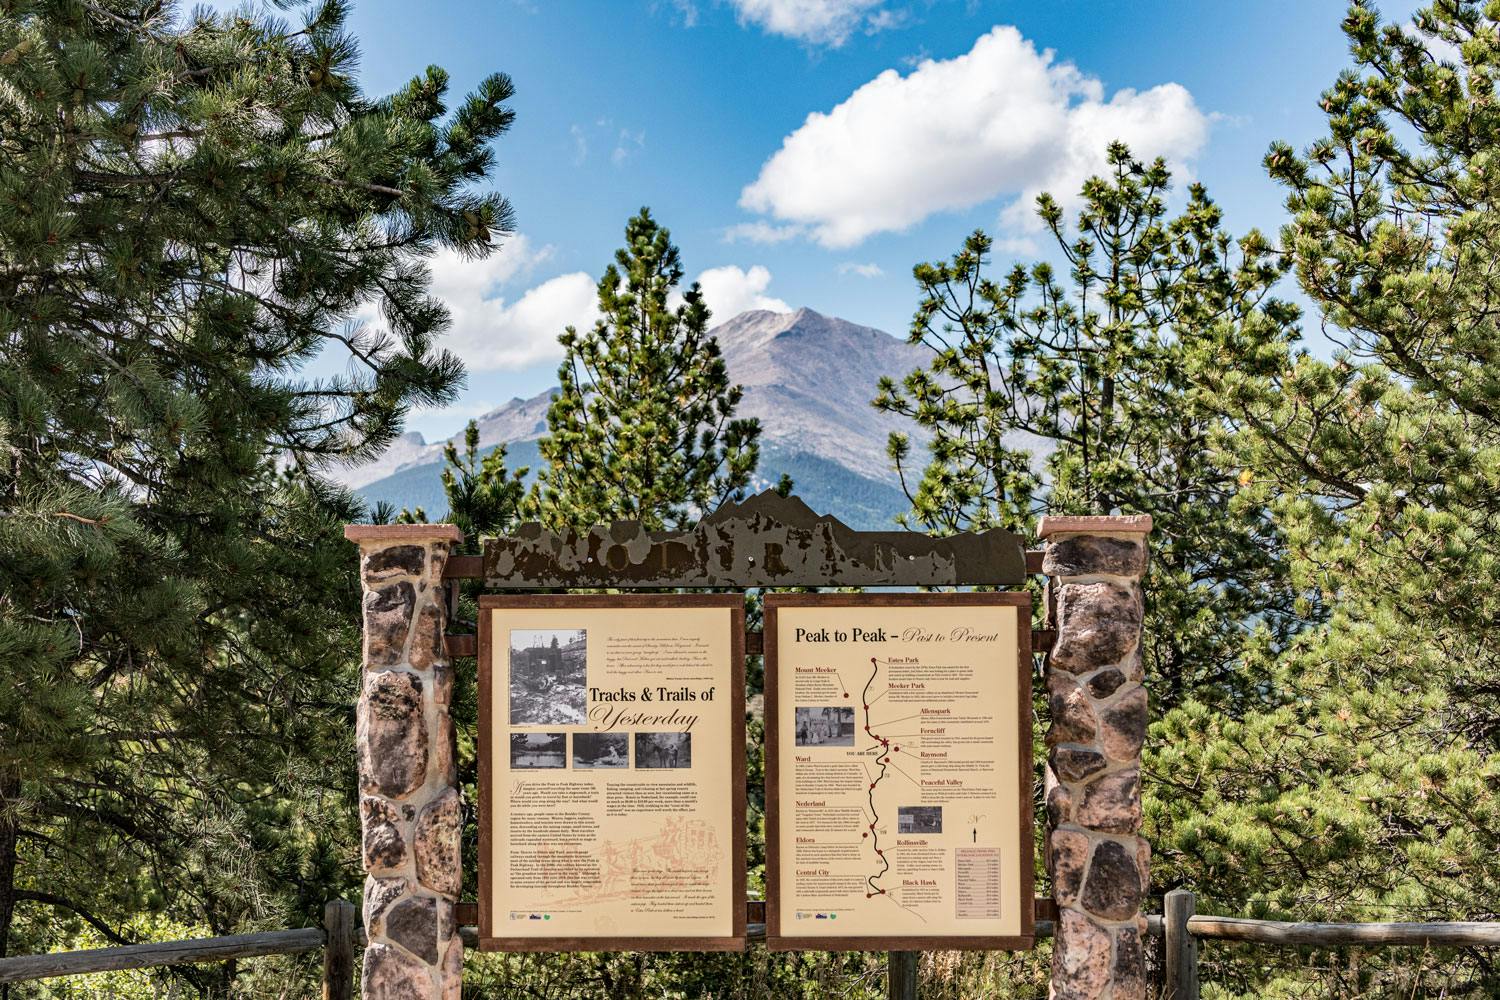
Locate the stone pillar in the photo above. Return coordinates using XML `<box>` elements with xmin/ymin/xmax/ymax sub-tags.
<box><xmin>344</xmin><ymin>524</ymin><xmax>464</xmax><ymax>1000</ymax></box>
<box><xmin>1039</xmin><ymin>515</ymin><xmax>1153</xmax><ymax>1000</ymax></box>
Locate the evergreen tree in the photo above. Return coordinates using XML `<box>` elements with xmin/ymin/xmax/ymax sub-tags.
<box><xmin>0</xmin><ymin>0</ymin><xmax>515</xmax><ymax>989</ymax></box>
<box><xmin>399</xmin><ymin>419</ymin><xmax>528</xmax><ymax>539</ymax></box>
<box><xmin>877</xmin><ymin>145</ymin><xmax>1304</xmax><ymax>710</ymax></box>
<box><xmin>531</xmin><ymin>208</ymin><xmax>761</xmax><ymax>531</ymax></box>
<box><xmin>1150</xmin><ymin>2</ymin><xmax>1500</xmax><ymax>993</ymax></box>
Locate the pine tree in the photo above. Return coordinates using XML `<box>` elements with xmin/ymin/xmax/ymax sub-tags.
<box><xmin>530</xmin><ymin>208</ymin><xmax>761</xmax><ymax>531</ymax></box>
<box><xmin>400</xmin><ymin>419</ymin><xmax>529</xmax><ymax>540</ymax></box>
<box><xmin>877</xmin><ymin>145</ymin><xmax>1305</xmax><ymax>710</ymax></box>
<box><xmin>1149</xmin><ymin>2</ymin><xmax>1500</xmax><ymax>993</ymax></box>
<box><xmin>0</xmin><ymin>0</ymin><xmax>516</xmax><ymax>986</ymax></box>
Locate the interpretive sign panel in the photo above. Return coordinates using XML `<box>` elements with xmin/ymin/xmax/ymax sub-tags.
<box><xmin>764</xmin><ymin>593</ymin><xmax>1033</xmax><ymax>951</ymax></box>
<box><xmin>478</xmin><ymin>595</ymin><xmax>746</xmax><ymax>951</ymax></box>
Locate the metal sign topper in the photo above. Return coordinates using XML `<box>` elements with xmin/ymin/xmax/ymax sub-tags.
<box><xmin>480</xmin><ymin>490</ymin><xmax>1027</xmax><ymax>589</ymax></box>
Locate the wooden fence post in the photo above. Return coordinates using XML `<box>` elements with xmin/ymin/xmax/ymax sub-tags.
<box><xmin>1164</xmin><ymin>889</ymin><xmax>1198</xmax><ymax>1000</ymax></box>
<box><xmin>887</xmin><ymin>950</ymin><xmax>918</xmax><ymax>1000</ymax></box>
<box><xmin>322</xmin><ymin>899</ymin><xmax>356</xmax><ymax>1000</ymax></box>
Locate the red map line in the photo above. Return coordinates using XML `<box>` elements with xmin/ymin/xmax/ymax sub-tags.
<box><xmin>862</xmin><ymin>656</ymin><xmax>892</xmax><ymax>899</ymax></box>
<box><xmin>862</xmin><ymin>657</ymin><xmax>928</xmax><ymax>923</ymax></box>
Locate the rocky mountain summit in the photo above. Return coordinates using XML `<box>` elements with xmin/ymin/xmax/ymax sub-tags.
<box><xmin>341</xmin><ymin>308</ymin><xmax>982</xmax><ymax>528</ymax></box>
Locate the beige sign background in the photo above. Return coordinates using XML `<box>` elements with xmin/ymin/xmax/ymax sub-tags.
<box><xmin>478</xmin><ymin>595</ymin><xmax>745</xmax><ymax>952</ymax></box>
<box><xmin>765</xmin><ymin>593</ymin><xmax>1034</xmax><ymax>951</ymax></box>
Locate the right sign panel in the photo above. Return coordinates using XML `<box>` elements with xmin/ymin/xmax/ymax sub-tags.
<box><xmin>765</xmin><ymin>593</ymin><xmax>1034</xmax><ymax>951</ymax></box>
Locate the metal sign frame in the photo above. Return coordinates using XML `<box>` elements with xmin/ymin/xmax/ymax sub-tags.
<box><xmin>762</xmin><ymin>592</ymin><xmax>1035</xmax><ymax>952</ymax></box>
<box><xmin>476</xmin><ymin>594</ymin><xmax>748</xmax><ymax>952</ymax></box>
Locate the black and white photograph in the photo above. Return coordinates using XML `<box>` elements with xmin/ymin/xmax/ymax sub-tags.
<box><xmin>897</xmin><ymin>805</ymin><xmax>943</xmax><ymax>834</ymax></box>
<box><xmin>509</xmin><ymin>732</ymin><xmax>566</xmax><ymax>769</ymax></box>
<box><xmin>635</xmin><ymin>732</ymin><xmax>692</xmax><ymax>769</ymax></box>
<box><xmin>508</xmin><ymin>628</ymin><xmax>587</xmax><ymax>725</ymax></box>
<box><xmin>794</xmin><ymin>706</ymin><xmax>856</xmax><ymax>746</ymax></box>
<box><xmin>572</xmin><ymin>732</ymin><xmax>629</xmax><ymax>769</ymax></box>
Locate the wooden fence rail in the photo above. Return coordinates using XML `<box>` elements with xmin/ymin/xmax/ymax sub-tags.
<box><xmin>0</xmin><ymin>900</ymin><xmax>356</xmax><ymax>993</ymax></box>
<box><xmin>0</xmin><ymin>929</ymin><xmax>323</xmax><ymax>985</ymax></box>
<box><xmin>1188</xmin><ymin>914</ymin><xmax>1500</xmax><ymax>947</ymax></box>
<box><xmin>4</xmin><ymin>893</ymin><xmax>1497</xmax><ymax>999</ymax></box>
<box><xmin>1162</xmin><ymin>890</ymin><xmax>1500</xmax><ymax>1000</ymax></box>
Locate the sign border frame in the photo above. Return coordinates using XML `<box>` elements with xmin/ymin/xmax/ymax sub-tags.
<box><xmin>477</xmin><ymin>593</ymin><xmax>748</xmax><ymax>952</ymax></box>
<box><xmin>763</xmin><ymin>592</ymin><xmax>1035</xmax><ymax>952</ymax></box>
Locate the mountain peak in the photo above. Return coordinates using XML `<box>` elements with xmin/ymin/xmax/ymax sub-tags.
<box><xmin>709</xmin><ymin>304</ymin><xmax>875</xmax><ymax>353</ymax></box>
<box><xmin>346</xmin><ymin>304</ymin><xmax>1046</xmax><ymax>531</ymax></box>
<box><xmin>339</xmin><ymin>306</ymin><xmax>932</xmax><ymax>492</ymax></box>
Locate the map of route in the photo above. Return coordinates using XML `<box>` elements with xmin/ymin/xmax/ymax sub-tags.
<box><xmin>862</xmin><ymin>655</ymin><xmax>891</xmax><ymax>898</ymax></box>
<box><xmin>860</xmin><ymin>656</ymin><xmax>927</xmax><ymax>921</ymax></box>
<box><xmin>771</xmin><ymin>596</ymin><xmax>1026</xmax><ymax>944</ymax></box>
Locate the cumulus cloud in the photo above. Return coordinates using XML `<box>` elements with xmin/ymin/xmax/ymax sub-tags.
<box><xmin>993</xmin><ymin>235</ymin><xmax>1041</xmax><ymax>258</ymax></box>
<box><xmin>462</xmin><ymin>271</ymin><xmax>599</xmax><ymax>370</ymax></box>
<box><xmin>837</xmin><ymin>261</ymin><xmax>884</xmax><ymax>278</ymax></box>
<box><xmin>694</xmin><ymin>265</ymin><xmax>791</xmax><ymax>319</ymax></box>
<box><xmin>372</xmin><ymin>236</ymin><xmax>599</xmax><ymax>372</ymax></box>
<box><xmin>738</xmin><ymin>25</ymin><xmax>1210</xmax><ymax>247</ymax></box>
<box><xmin>401</xmin><ymin>245</ymin><xmax>789</xmax><ymax>372</ymax></box>
<box><xmin>729</xmin><ymin>0</ymin><xmax>891</xmax><ymax>46</ymax></box>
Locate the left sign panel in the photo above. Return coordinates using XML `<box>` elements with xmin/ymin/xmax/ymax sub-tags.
<box><xmin>477</xmin><ymin>594</ymin><xmax>746</xmax><ymax>952</ymax></box>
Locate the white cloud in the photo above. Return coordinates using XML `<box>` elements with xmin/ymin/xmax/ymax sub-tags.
<box><xmin>730</xmin><ymin>0</ymin><xmax>891</xmax><ymax>46</ymax></box>
<box><xmin>436</xmin><ymin>233</ymin><xmax>550</xmax><ymax>296</ymax></box>
<box><xmin>465</xmin><ymin>271</ymin><xmax>599</xmax><ymax>370</ymax></box>
<box><xmin>864</xmin><ymin>7</ymin><xmax>907</xmax><ymax>34</ymax></box>
<box><xmin>837</xmin><ymin>261</ymin><xmax>883</xmax><ymax>278</ymax></box>
<box><xmin>993</xmin><ymin>235</ymin><xmax>1041</xmax><ymax>258</ymax></box>
<box><xmin>612</xmin><ymin>128</ymin><xmax>646</xmax><ymax>166</ymax></box>
<box><xmin>663</xmin><ymin>0</ymin><xmax>699</xmax><ymax>27</ymax></box>
<box><xmin>738</xmin><ymin>25</ymin><xmax>1210</xmax><ymax>247</ymax></box>
<box><xmin>568</xmin><ymin>120</ymin><xmax>645</xmax><ymax>168</ymax></box>
<box><xmin>694</xmin><ymin>265</ymin><xmax>791</xmax><ymax>319</ymax></box>
<box><xmin>368</xmin><ymin>236</ymin><xmax>599</xmax><ymax>372</ymax></box>
<box><xmin>405</xmin><ymin>244</ymin><xmax>788</xmax><ymax>371</ymax></box>
<box><xmin>1408</xmin><ymin>18</ymin><xmax>1463</xmax><ymax>64</ymax></box>
<box><xmin>722</xmin><ymin>220</ymin><xmax>806</xmax><ymax>245</ymax></box>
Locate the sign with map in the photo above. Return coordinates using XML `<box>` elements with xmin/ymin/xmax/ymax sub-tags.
<box><xmin>477</xmin><ymin>595</ymin><xmax>746</xmax><ymax>951</ymax></box>
<box><xmin>764</xmin><ymin>593</ymin><xmax>1034</xmax><ymax>951</ymax></box>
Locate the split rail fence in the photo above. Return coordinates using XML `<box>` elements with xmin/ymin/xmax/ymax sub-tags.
<box><xmin>3</xmin><ymin>893</ymin><xmax>1499</xmax><ymax>998</ymax></box>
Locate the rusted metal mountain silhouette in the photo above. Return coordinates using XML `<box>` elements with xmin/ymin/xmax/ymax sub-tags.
<box><xmin>483</xmin><ymin>489</ymin><xmax>1026</xmax><ymax>588</ymax></box>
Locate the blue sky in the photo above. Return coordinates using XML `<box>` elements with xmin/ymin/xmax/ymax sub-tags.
<box><xmin>330</xmin><ymin>0</ymin><xmax>1426</xmax><ymax>439</ymax></box>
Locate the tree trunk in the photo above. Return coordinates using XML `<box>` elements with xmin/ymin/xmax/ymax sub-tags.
<box><xmin>0</xmin><ymin>770</ymin><xmax>21</xmax><ymax>1000</ymax></box>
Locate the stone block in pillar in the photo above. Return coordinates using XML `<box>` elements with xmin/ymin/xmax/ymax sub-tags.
<box><xmin>1039</xmin><ymin>514</ymin><xmax>1152</xmax><ymax>1000</ymax></box>
<box><xmin>345</xmin><ymin>524</ymin><xmax>464</xmax><ymax>1000</ymax></box>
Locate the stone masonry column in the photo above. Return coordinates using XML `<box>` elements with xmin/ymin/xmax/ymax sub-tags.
<box><xmin>1039</xmin><ymin>515</ymin><xmax>1153</xmax><ymax>1000</ymax></box>
<box><xmin>344</xmin><ymin>525</ymin><xmax>464</xmax><ymax>1000</ymax></box>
